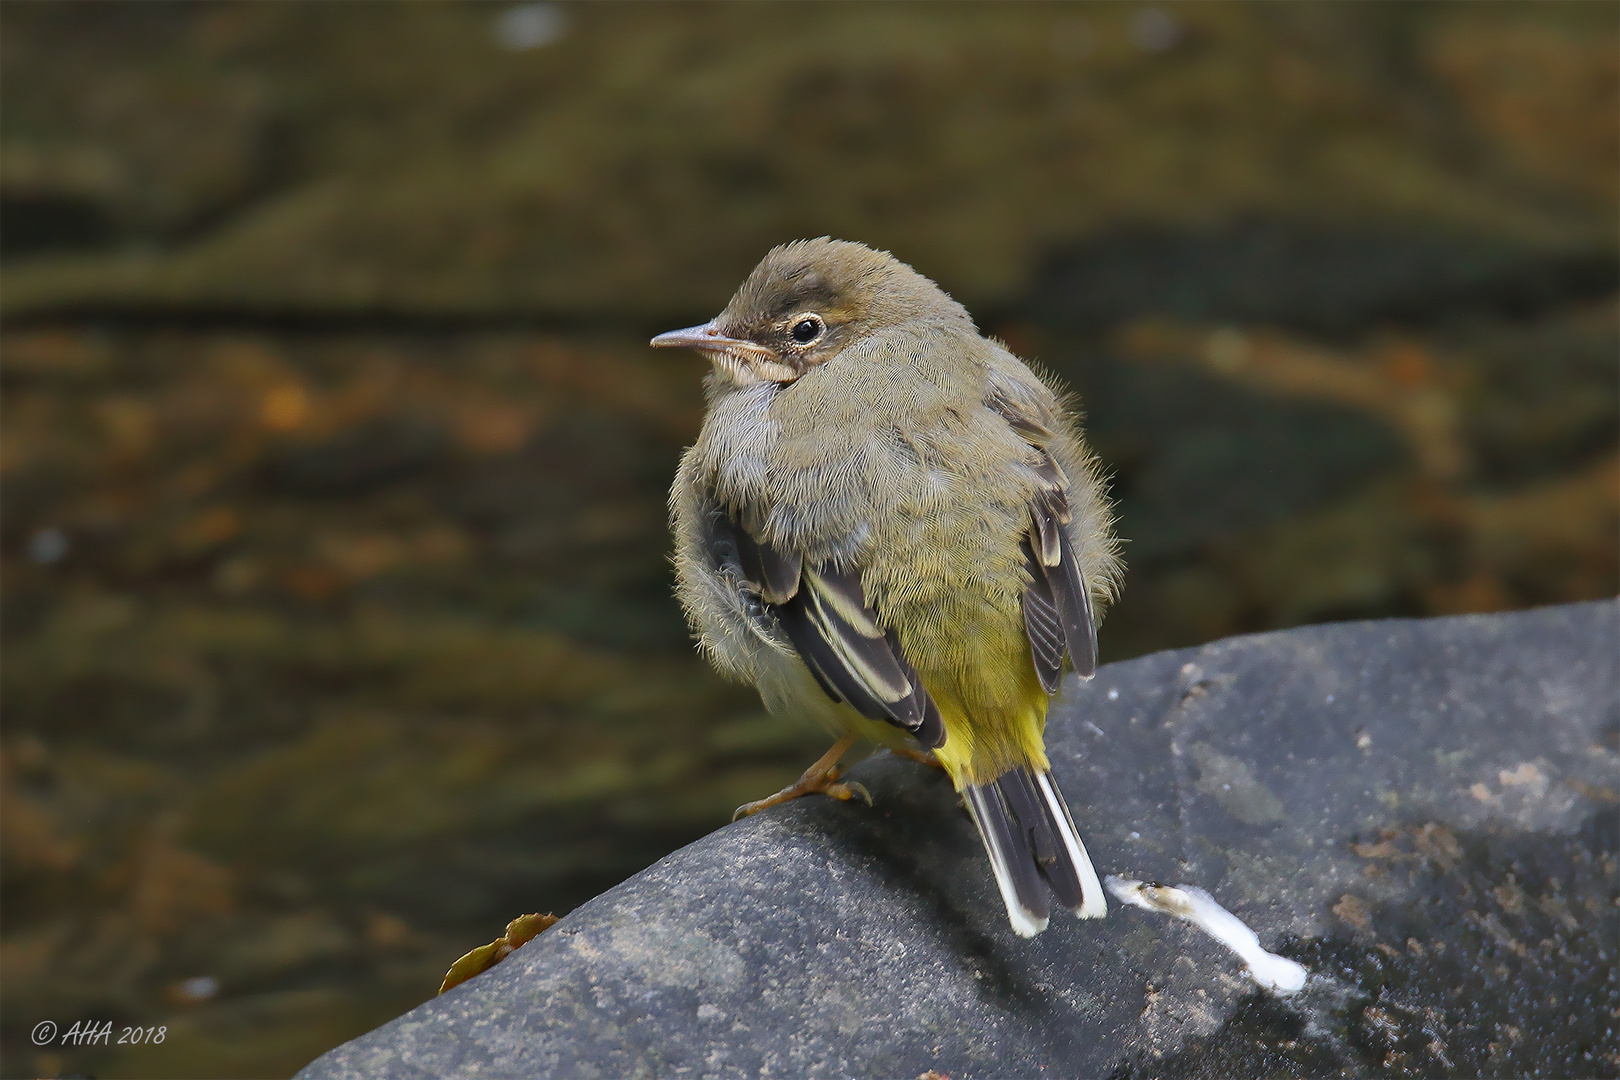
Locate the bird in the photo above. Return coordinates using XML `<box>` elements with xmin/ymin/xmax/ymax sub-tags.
<box><xmin>653</xmin><ymin>237</ymin><xmax>1123</xmax><ymax>936</ymax></box>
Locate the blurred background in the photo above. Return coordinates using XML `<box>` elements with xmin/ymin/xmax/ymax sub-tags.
<box><xmin>2</xmin><ymin>2</ymin><xmax>1615</xmax><ymax>1076</ymax></box>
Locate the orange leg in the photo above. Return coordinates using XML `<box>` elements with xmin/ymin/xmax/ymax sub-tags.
<box><xmin>732</xmin><ymin>732</ymin><xmax>871</xmax><ymax>821</ymax></box>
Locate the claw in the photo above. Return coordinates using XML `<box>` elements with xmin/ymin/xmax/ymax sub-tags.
<box><xmin>828</xmin><ymin>780</ymin><xmax>872</xmax><ymax>806</ymax></box>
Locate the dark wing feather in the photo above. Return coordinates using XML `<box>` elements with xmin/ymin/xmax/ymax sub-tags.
<box><xmin>792</xmin><ymin>566</ymin><xmax>914</xmax><ymax>711</ymax></box>
<box><xmin>702</xmin><ymin>503</ymin><xmax>771</xmax><ymax>628</ymax></box>
<box><xmin>887</xmin><ymin>630</ymin><xmax>947</xmax><ymax>749</ymax></box>
<box><xmin>1028</xmin><ymin>485</ymin><xmax>1099</xmax><ymax>679</ymax></box>
<box><xmin>729</xmin><ymin>517</ymin><xmax>945</xmax><ymax>748</ymax></box>
<box><xmin>769</xmin><ymin>600</ymin><xmax>848</xmax><ymax>705</ymax></box>
<box><xmin>1020</xmin><ymin>538</ymin><xmax>1066</xmax><ymax>695</ymax></box>
<box><xmin>733</xmin><ymin>529</ymin><xmax>801</xmax><ymax>604</ymax></box>
<box><xmin>987</xmin><ymin>383</ymin><xmax>1057</xmax><ymax>444</ymax></box>
<box><xmin>991</xmin><ymin>388</ymin><xmax>1101</xmax><ymax>688</ymax></box>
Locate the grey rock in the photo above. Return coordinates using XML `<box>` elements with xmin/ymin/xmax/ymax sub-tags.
<box><xmin>298</xmin><ymin>602</ymin><xmax>1619</xmax><ymax>1079</ymax></box>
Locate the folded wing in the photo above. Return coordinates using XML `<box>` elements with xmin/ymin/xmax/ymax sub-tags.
<box><xmin>715</xmin><ymin>510</ymin><xmax>945</xmax><ymax>749</ymax></box>
<box><xmin>1022</xmin><ymin>453</ymin><xmax>1099</xmax><ymax>690</ymax></box>
<box><xmin>987</xmin><ymin>388</ymin><xmax>1100</xmax><ymax>693</ymax></box>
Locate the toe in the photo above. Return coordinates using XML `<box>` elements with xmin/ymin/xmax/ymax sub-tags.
<box><xmin>827</xmin><ymin>780</ymin><xmax>873</xmax><ymax>807</ymax></box>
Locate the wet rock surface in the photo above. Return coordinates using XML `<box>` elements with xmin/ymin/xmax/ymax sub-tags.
<box><xmin>298</xmin><ymin>601</ymin><xmax>1619</xmax><ymax>1080</ymax></box>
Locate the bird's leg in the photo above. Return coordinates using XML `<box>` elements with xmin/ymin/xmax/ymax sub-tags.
<box><xmin>732</xmin><ymin>732</ymin><xmax>871</xmax><ymax>821</ymax></box>
<box><xmin>887</xmin><ymin>744</ymin><xmax>947</xmax><ymax>770</ymax></box>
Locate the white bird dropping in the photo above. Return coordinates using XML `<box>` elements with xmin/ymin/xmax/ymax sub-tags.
<box><xmin>1104</xmin><ymin>876</ymin><xmax>1308</xmax><ymax>994</ymax></box>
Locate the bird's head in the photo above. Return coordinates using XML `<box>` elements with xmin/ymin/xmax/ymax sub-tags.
<box><xmin>650</xmin><ymin>237</ymin><xmax>971</xmax><ymax>388</ymax></box>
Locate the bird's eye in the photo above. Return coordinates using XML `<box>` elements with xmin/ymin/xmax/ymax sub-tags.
<box><xmin>789</xmin><ymin>316</ymin><xmax>823</xmax><ymax>344</ymax></box>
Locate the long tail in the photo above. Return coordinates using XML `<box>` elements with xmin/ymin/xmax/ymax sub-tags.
<box><xmin>963</xmin><ymin>767</ymin><xmax>1107</xmax><ymax>936</ymax></box>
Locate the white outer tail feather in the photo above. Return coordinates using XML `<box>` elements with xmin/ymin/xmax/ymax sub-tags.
<box><xmin>1035</xmin><ymin>771</ymin><xmax>1107</xmax><ymax>919</ymax></box>
<box><xmin>964</xmin><ymin>771</ymin><xmax>1107</xmax><ymax>936</ymax></box>
<box><xmin>964</xmin><ymin>787</ymin><xmax>1048</xmax><ymax>937</ymax></box>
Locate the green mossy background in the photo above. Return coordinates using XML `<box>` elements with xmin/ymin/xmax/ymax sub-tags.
<box><xmin>2</xmin><ymin>3</ymin><xmax>1615</xmax><ymax>1077</ymax></box>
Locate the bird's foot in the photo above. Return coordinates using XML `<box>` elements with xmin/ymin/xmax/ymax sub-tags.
<box><xmin>732</xmin><ymin>733</ymin><xmax>869</xmax><ymax>820</ymax></box>
<box><xmin>731</xmin><ymin>769</ymin><xmax>871</xmax><ymax>820</ymax></box>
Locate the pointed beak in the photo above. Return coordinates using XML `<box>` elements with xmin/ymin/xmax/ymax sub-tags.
<box><xmin>649</xmin><ymin>321</ymin><xmax>775</xmax><ymax>362</ymax></box>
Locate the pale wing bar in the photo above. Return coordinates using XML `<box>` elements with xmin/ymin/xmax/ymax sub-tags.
<box><xmin>724</xmin><ymin>517</ymin><xmax>946</xmax><ymax>749</ymax></box>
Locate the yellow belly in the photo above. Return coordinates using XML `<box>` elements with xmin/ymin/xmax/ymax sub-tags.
<box><xmin>764</xmin><ymin>551</ymin><xmax>1053</xmax><ymax>787</ymax></box>
<box><xmin>899</xmin><ymin>599</ymin><xmax>1053</xmax><ymax>787</ymax></box>
<box><xmin>922</xmin><ymin>664</ymin><xmax>1050</xmax><ymax>788</ymax></box>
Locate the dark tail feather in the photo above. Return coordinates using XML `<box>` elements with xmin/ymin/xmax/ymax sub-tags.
<box><xmin>965</xmin><ymin>783</ymin><xmax>1050</xmax><ymax>936</ymax></box>
<box><xmin>965</xmin><ymin>767</ymin><xmax>1107</xmax><ymax>936</ymax></box>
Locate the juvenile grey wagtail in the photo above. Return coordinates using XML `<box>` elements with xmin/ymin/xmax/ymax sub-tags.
<box><xmin>653</xmin><ymin>238</ymin><xmax>1123</xmax><ymax>935</ymax></box>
